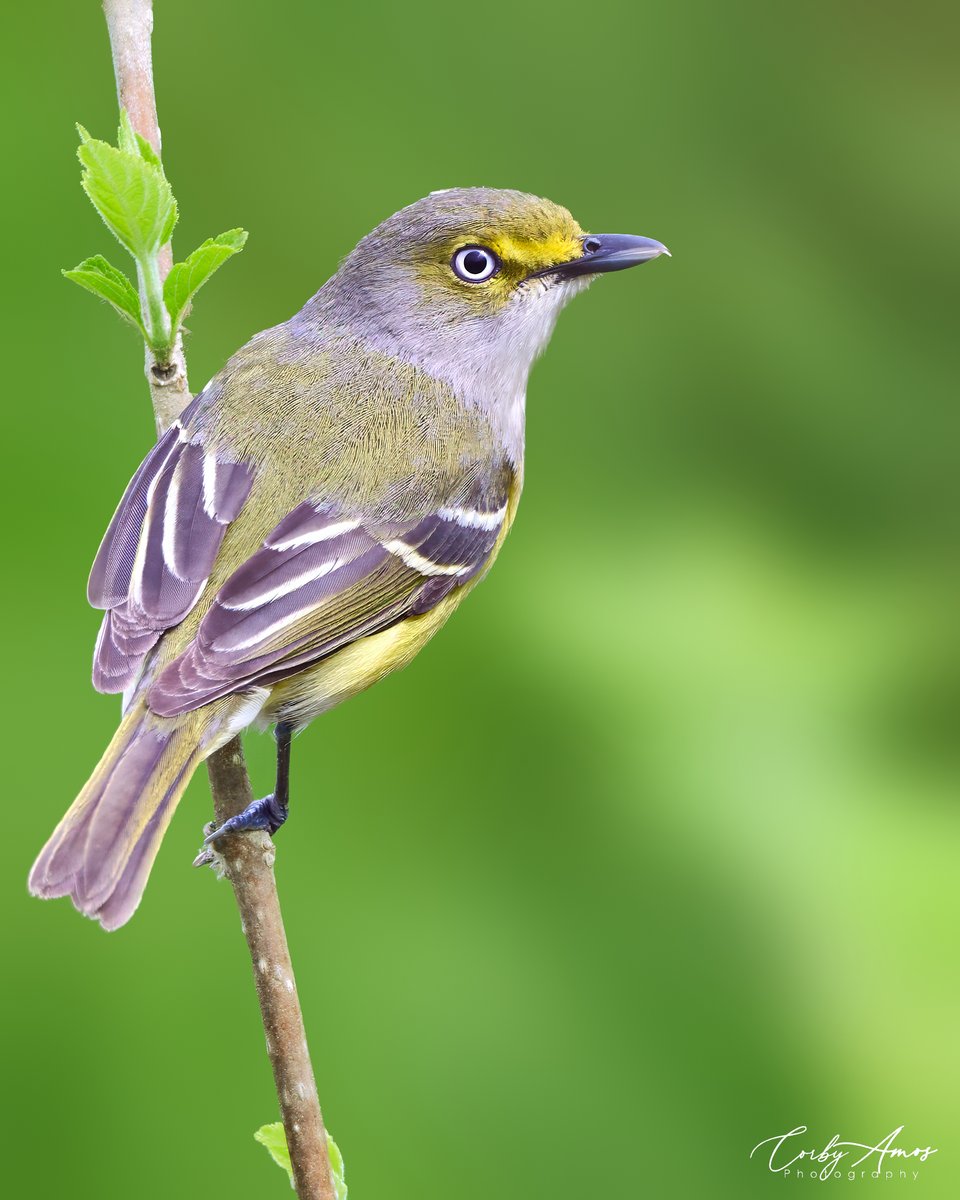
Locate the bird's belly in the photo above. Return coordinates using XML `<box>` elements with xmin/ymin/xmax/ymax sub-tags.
<box><xmin>258</xmin><ymin>588</ymin><xmax>468</xmax><ymax>732</ymax></box>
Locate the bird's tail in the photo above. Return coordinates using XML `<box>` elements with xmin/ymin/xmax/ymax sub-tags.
<box><xmin>29</xmin><ymin>699</ymin><xmax>214</xmax><ymax>930</ymax></box>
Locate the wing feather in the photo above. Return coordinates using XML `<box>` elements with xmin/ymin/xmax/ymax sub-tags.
<box><xmin>88</xmin><ymin>425</ymin><xmax>180</xmax><ymax>609</ymax></box>
<box><xmin>88</xmin><ymin>423</ymin><xmax>255</xmax><ymax>694</ymax></box>
<box><xmin>148</xmin><ymin>491</ymin><xmax>508</xmax><ymax>717</ymax></box>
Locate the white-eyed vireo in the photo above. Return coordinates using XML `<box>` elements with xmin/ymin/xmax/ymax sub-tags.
<box><xmin>30</xmin><ymin>187</ymin><xmax>668</xmax><ymax>928</ymax></box>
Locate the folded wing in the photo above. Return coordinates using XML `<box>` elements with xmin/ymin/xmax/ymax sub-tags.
<box><xmin>88</xmin><ymin>421</ymin><xmax>255</xmax><ymax>693</ymax></box>
<box><xmin>148</xmin><ymin>492</ymin><xmax>509</xmax><ymax>716</ymax></box>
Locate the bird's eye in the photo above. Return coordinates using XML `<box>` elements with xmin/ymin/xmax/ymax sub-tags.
<box><xmin>452</xmin><ymin>245</ymin><xmax>499</xmax><ymax>283</ymax></box>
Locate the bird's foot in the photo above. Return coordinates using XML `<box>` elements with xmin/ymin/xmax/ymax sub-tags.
<box><xmin>202</xmin><ymin>793</ymin><xmax>289</xmax><ymax>846</ymax></box>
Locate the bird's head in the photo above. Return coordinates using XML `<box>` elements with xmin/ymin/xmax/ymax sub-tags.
<box><xmin>311</xmin><ymin>187</ymin><xmax>668</xmax><ymax>440</ymax></box>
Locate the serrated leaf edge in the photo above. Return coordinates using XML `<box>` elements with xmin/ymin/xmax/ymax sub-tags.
<box><xmin>163</xmin><ymin>228</ymin><xmax>248</xmax><ymax>331</ymax></box>
<box><xmin>62</xmin><ymin>255</ymin><xmax>145</xmax><ymax>333</ymax></box>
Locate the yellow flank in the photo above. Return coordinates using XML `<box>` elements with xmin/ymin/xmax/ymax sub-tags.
<box><xmin>263</xmin><ymin>593</ymin><xmax>465</xmax><ymax>728</ymax></box>
<box><xmin>263</xmin><ymin>471</ymin><xmax>523</xmax><ymax>730</ymax></box>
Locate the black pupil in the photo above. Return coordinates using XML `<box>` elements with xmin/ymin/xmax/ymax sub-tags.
<box><xmin>463</xmin><ymin>250</ymin><xmax>489</xmax><ymax>276</ymax></box>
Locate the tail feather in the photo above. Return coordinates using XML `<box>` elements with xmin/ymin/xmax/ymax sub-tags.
<box><xmin>88</xmin><ymin>757</ymin><xmax>195</xmax><ymax>930</ymax></box>
<box><xmin>80</xmin><ymin>723</ymin><xmax>173</xmax><ymax>911</ymax></box>
<box><xmin>31</xmin><ymin>704</ymin><xmax>147</xmax><ymax>896</ymax></box>
<box><xmin>29</xmin><ymin>700</ymin><xmax>211</xmax><ymax>930</ymax></box>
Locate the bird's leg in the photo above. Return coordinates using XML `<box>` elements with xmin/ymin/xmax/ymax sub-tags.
<box><xmin>202</xmin><ymin>723</ymin><xmax>293</xmax><ymax>845</ymax></box>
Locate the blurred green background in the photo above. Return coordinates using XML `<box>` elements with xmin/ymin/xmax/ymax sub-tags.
<box><xmin>2</xmin><ymin>1</ymin><xmax>957</xmax><ymax>1195</ymax></box>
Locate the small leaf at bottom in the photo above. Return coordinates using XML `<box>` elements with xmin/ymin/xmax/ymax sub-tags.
<box><xmin>255</xmin><ymin>1122</ymin><xmax>347</xmax><ymax>1198</ymax></box>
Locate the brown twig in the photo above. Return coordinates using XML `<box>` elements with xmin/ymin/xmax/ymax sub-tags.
<box><xmin>100</xmin><ymin>3</ymin><xmax>334</xmax><ymax>1196</ymax></box>
<box><xmin>103</xmin><ymin>0</ymin><xmax>188</xmax><ymax>432</ymax></box>
<box><xmin>205</xmin><ymin>746</ymin><xmax>333</xmax><ymax>1199</ymax></box>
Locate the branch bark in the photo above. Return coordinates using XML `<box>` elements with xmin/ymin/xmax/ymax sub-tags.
<box><xmin>101</xmin><ymin>4</ymin><xmax>334</xmax><ymax>1197</ymax></box>
<box><xmin>103</xmin><ymin>0</ymin><xmax>189</xmax><ymax>432</ymax></box>
<box><xmin>205</xmin><ymin>746</ymin><xmax>334</xmax><ymax>1199</ymax></box>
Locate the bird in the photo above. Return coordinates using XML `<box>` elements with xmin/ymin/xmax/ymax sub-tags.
<box><xmin>29</xmin><ymin>187</ymin><xmax>669</xmax><ymax>930</ymax></box>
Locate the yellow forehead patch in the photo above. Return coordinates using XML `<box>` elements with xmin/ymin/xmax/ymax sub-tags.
<box><xmin>488</xmin><ymin>228</ymin><xmax>585</xmax><ymax>275</ymax></box>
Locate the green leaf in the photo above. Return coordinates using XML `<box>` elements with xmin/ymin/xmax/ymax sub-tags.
<box><xmin>116</xmin><ymin>109</ymin><xmax>138</xmax><ymax>157</ymax></box>
<box><xmin>76</xmin><ymin>124</ymin><xmax>177</xmax><ymax>259</ymax></box>
<box><xmin>116</xmin><ymin>109</ymin><xmax>164</xmax><ymax>170</ymax></box>
<box><xmin>164</xmin><ymin>229</ymin><xmax>248</xmax><ymax>331</ymax></box>
<box><xmin>63</xmin><ymin>255</ymin><xmax>145</xmax><ymax>333</ymax></box>
<box><xmin>135</xmin><ymin>132</ymin><xmax>163</xmax><ymax>170</ymax></box>
<box><xmin>255</xmin><ymin>1123</ymin><xmax>293</xmax><ymax>1188</ymax></box>
<box><xmin>327</xmin><ymin>1135</ymin><xmax>348</xmax><ymax>1199</ymax></box>
<box><xmin>254</xmin><ymin>1122</ymin><xmax>347</xmax><ymax>1199</ymax></box>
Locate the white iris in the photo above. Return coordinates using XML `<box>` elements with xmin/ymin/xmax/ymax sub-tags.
<box><xmin>452</xmin><ymin>246</ymin><xmax>498</xmax><ymax>282</ymax></box>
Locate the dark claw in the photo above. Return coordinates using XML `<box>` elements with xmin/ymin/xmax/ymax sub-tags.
<box><xmin>198</xmin><ymin>725</ymin><xmax>293</xmax><ymax>861</ymax></box>
<box><xmin>202</xmin><ymin>793</ymin><xmax>289</xmax><ymax>846</ymax></box>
